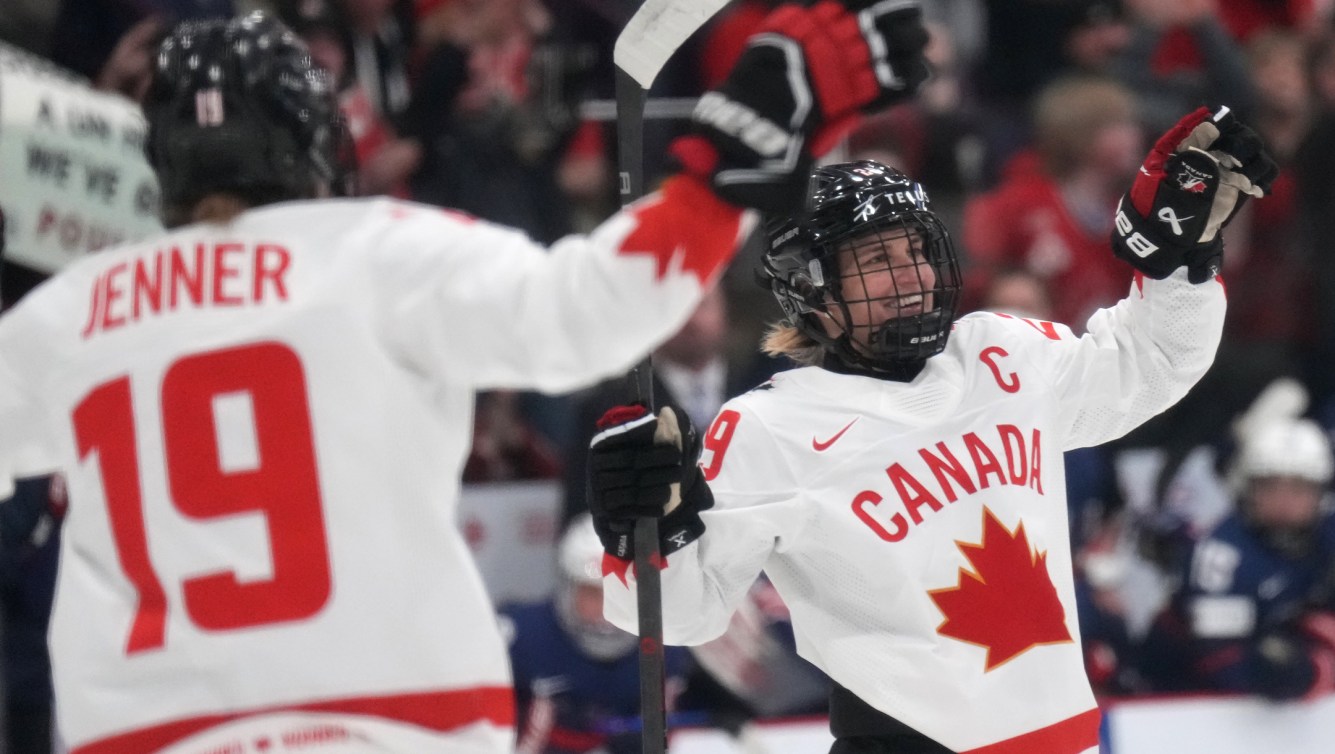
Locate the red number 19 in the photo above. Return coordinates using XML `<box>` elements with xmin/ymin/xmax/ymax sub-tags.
<box><xmin>73</xmin><ymin>342</ymin><xmax>332</xmax><ymax>654</ymax></box>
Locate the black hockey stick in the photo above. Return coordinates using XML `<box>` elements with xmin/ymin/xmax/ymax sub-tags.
<box><xmin>612</xmin><ymin>1</ymin><xmax>730</xmax><ymax>751</ymax></box>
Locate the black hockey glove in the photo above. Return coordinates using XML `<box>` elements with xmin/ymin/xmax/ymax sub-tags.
<box><xmin>588</xmin><ymin>404</ymin><xmax>714</xmax><ymax>561</ymax></box>
<box><xmin>1112</xmin><ymin>106</ymin><xmax>1278</xmax><ymax>284</ymax></box>
<box><xmin>671</xmin><ymin>0</ymin><xmax>929</xmax><ymax>215</ymax></box>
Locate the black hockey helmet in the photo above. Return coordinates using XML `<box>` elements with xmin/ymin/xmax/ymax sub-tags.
<box><xmin>761</xmin><ymin>160</ymin><xmax>962</xmax><ymax>372</ymax></box>
<box><xmin>145</xmin><ymin>11</ymin><xmax>344</xmax><ymax>225</ymax></box>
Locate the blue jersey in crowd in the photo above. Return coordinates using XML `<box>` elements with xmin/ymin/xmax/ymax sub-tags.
<box><xmin>499</xmin><ymin>600</ymin><xmax>693</xmax><ymax>753</ymax></box>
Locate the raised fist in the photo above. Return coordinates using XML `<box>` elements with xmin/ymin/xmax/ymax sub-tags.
<box><xmin>1112</xmin><ymin>106</ymin><xmax>1278</xmax><ymax>283</ymax></box>
<box><xmin>672</xmin><ymin>1</ymin><xmax>930</xmax><ymax>215</ymax></box>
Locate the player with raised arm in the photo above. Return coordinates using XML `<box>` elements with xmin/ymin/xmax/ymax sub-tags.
<box><xmin>0</xmin><ymin>5</ymin><xmax>928</xmax><ymax>753</ymax></box>
<box><xmin>589</xmin><ymin>107</ymin><xmax>1277</xmax><ymax>753</ymax></box>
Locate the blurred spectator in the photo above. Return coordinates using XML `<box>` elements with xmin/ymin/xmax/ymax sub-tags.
<box><xmin>406</xmin><ymin>0</ymin><xmax>601</xmax><ymax>243</ymax></box>
<box><xmin>1063</xmin><ymin>0</ymin><xmax>1133</xmax><ymax>75</ymax></box>
<box><xmin>1214</xmin><ymin>0</ymin><xmax>1326</xmax><ymax>41</ymax></box>
<box><xmin>962</xmin><ymin>75</ymin><xmax>1138</xmax><ymax>327</ymax></box>
<box><xmin>1296</xmin><ymin>29</ymin><xmax>1335</xmax><ymax>416</ymax></box>
<box><xmin>1247</xmin><ymin>29</ymin><xmax>1313</xmax><ymax>162</ymax></box>
<box><xmin>92</xmin><ymin>14</ymin><xmax>165</xmax><ymax>102</ymax></box>
<box><xmin>1209</xmin><ymin>28</ymin><xmax>1313</xmax><ymax>380</ymax></box>
<box><xmin>344</xmin><ymin>0</ymin><xmax>415</xmax><ymax>122</ymax></box>
<box><xmin>970</xmin><ymin>0</ymin><xmax>1128</xmax><ymax>183</ymax></box>
<box><xmin>274</xmin><ymin>0</ymin><xmax>422</xmax><ymax>196</ymax></box>
<box><xmin>1112</xmin><ymin>0</ymin><xmax>1258</xmax><ymax>134</ymax></box>
<box><xmin>499</xmin><ymin>514</ymin><xmax>693</xmax><ymax>754</ymax></box>
<box><xmin>1140</xmin><ymin>417</ymin><xmax>1335</xmax><ymax>700</ymax></box>
<box><xmin>561</xmin><ymin>286</ymin><xmax>778</xmax><ymax>523</ymax></box>
<box><xmin>45</xmin><ymin>0</ymin><xmax>235</xmax><ymax>84</ymax></box>
<box><xmin>1072</xmin><ymin>512</ymin><xmax>1143</xmax><ymax>696</ymax></box>
<box><xmin>974</xmin><ymin>0</ymin><xmax>1119</xmax><ymax>111</ymax></box>
<box><xmin>978</xmin><ymin>266</ymin><xmax>1053</xmax><ymax>320</ymax></box>
<box><xmin>464</xmin><ymin>391</ymin><xmax>564</xmax><ymax>484</ymax></box>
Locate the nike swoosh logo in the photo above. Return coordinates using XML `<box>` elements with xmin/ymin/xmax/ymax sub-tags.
<box><xmin>813</xmin><ymin>418</ymin><xmax>859</xmax><ymax>452</ymax></box>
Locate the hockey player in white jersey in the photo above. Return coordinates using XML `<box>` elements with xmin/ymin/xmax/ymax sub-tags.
<box><xmin>0</xmin><ymin>4</ymin><xmax>932</xmax><ymax>753</ymax></box>
<box><xmin>590</xmin><ymin>107</ymin><xmax>1278</xmax><ymax>754</ymax></box>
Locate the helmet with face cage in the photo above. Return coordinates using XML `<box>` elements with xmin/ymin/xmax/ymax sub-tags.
<box><xmin>1230</xmin><ymin>417</ymin><xmax>1333</xmax><ymax>557</ymax></box>
<box><xmin>554</xmin><ymin>513</ymin><xmax>637</xmax><ymax>661</ymax></box>
<box><xmin>761</xmin><ymin>160</ymin><xmax>962</xmax><ymax>373</ymax></box>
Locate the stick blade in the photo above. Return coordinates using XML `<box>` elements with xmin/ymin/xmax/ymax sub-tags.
<box><xmin>614</xmin><ymin>0</ymin><xmax>732</xmax><ymax>89</ymax></box>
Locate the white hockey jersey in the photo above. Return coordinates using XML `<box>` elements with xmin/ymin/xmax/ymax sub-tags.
<box><xmin>0</xmin><ymin>176</ymin><xmax>750</xmax><ymax>753</ymax></box>
<box><xmin>606</xmin><ymin>270</ymin><xmax>1226</xmax><ymax>754</ymax></box>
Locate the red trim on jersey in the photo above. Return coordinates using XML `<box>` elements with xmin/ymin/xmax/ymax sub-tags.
<box><xmin>960</xmin><ymin>707</ymin><xmax>1100</xmax><ymax>754</ymax></box>
<box><xmin>70</xmin><ymin>686</ymin><xmax>514</xmax><ymax>754</ymax></box>
<box><xmin>548</xmin><ymin>725</ymin><xmax>608</xmax><ymax>750</ymax></box>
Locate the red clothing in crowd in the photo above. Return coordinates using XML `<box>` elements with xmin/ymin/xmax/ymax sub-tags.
<box><xmin>962</xmin><ymin>154</ymin><xmax>1131</xmax><ymax>329</ymax></box>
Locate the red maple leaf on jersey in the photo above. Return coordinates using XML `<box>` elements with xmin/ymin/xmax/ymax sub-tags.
<box><xmin>928</xmin><ymin>507</ymin><xmax>1072</xmax><ymax>671</ymax></box>
<box><xmin>617</xmin><ymin>176</ymin><xmax>742</xmax><ymax>285</ymax></box>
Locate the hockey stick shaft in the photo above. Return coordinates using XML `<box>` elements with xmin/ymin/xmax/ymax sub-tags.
<box><xmin>617</xmin><ymin>59</ymin><xmax>665</xmax><ymax>754</ymax></box>
<box><xmin>613</xmin><ymin>2</ymin><xmax>731</xmax><ymax>752</ymax></box>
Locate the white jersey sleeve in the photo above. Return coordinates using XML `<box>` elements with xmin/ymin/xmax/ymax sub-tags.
<box><xmin>374</xmin><ymin>175</ymin><xmax>753</xmax><ymax>394</ymax></box>
<box><xmin>604</xmin><ymin>400</ymin><xmax>805</xmax><ymax>644</ymax></box>
<box><xmin>966</xmin><ymin>269</ymin><xmax>1225</xmax><ymax>450</ymax></box>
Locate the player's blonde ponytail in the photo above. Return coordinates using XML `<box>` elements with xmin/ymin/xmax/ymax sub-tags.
<box><xmin>762</xmin><ymin>322</ymin><xmax>824</xmax><ymax>366</ymax></box>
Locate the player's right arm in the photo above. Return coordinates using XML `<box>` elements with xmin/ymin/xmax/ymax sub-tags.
<box><xmin>591</xmin><ymin>399</ymin><xmax>802</xmax><ymax>645</ymax></box>
<box><xmin>368</xmin><ymin>182</ymin><xmax>751</xmax><ymax>395</ymax></box>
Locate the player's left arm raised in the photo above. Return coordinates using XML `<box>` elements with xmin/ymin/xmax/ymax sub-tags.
<box><xmin>1046</xmin><ymin>107</ymin><xmax>1277</xmax><ymax>448</ymax></box>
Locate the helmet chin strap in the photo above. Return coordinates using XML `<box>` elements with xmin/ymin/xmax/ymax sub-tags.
<box><xmin>804</xmin><ymin>301</ymin><xmax>935</xmax><ymax>380</ymax></box>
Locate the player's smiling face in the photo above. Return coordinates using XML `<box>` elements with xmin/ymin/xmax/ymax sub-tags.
<box><xmin>821</xmin><ymin>228</ymin><xmax>937</xmax><ymax>352</ymax></box>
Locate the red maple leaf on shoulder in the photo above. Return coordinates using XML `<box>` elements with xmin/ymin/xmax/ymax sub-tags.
<box><xmin>928</xmin><ymin>507</ymin><xmax>1072</xmax><ymax>671</ymax></box>
<box><xmin>617</xmin><ymin>176</ymin><xmax>743</xmax><ymax>286</ymax></box>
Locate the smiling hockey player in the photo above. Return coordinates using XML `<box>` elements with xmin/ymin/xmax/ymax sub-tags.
<box><xmin>590</xmin><ymin>107</ymin><xmax>1278</xmax><ymax>753</ymax></box>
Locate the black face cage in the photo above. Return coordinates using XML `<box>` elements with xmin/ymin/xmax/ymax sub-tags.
<box><xmin>827</xmin><ymin>210</ymin><xmax>961</xmax><ymax>368</ymax></box>
<box><xmin>766</xmin><ymin>209</ymin><xmax>961</xmax><ymax>372</ymax></box>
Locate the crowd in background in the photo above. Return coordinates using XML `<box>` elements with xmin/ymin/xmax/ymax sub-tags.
<box><xmin>2</xmin><ymin>0</ymin><xmax>1335</xmax><ymax>752</ymax></box>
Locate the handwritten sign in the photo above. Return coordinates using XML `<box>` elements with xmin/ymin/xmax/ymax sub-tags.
<box><xmin>0</xmin><ymin>42</ymin><xmax>161</xmax><ymax>275</ymax></box>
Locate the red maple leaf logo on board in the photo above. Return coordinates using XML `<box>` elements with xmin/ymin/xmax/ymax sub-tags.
<box><xmin>928</xmin><ymin>507</ymin><xmax>1072</xmax><ymax>671</ymax></box>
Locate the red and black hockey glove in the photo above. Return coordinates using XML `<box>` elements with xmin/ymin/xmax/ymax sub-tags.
<box><xmin>587</xmin><ymin>404</ymin><xmax>713</xmax><ymax>561</ymax></box>
<box><xmin>1112</xmin><ymin>106</ymin><xmax>1278</xmax><ymax>284</ymax></box>
<box><xmin>672</xmin><ymin>0</ymin><xmax>930</xmax><ymax>215</ymax></box>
